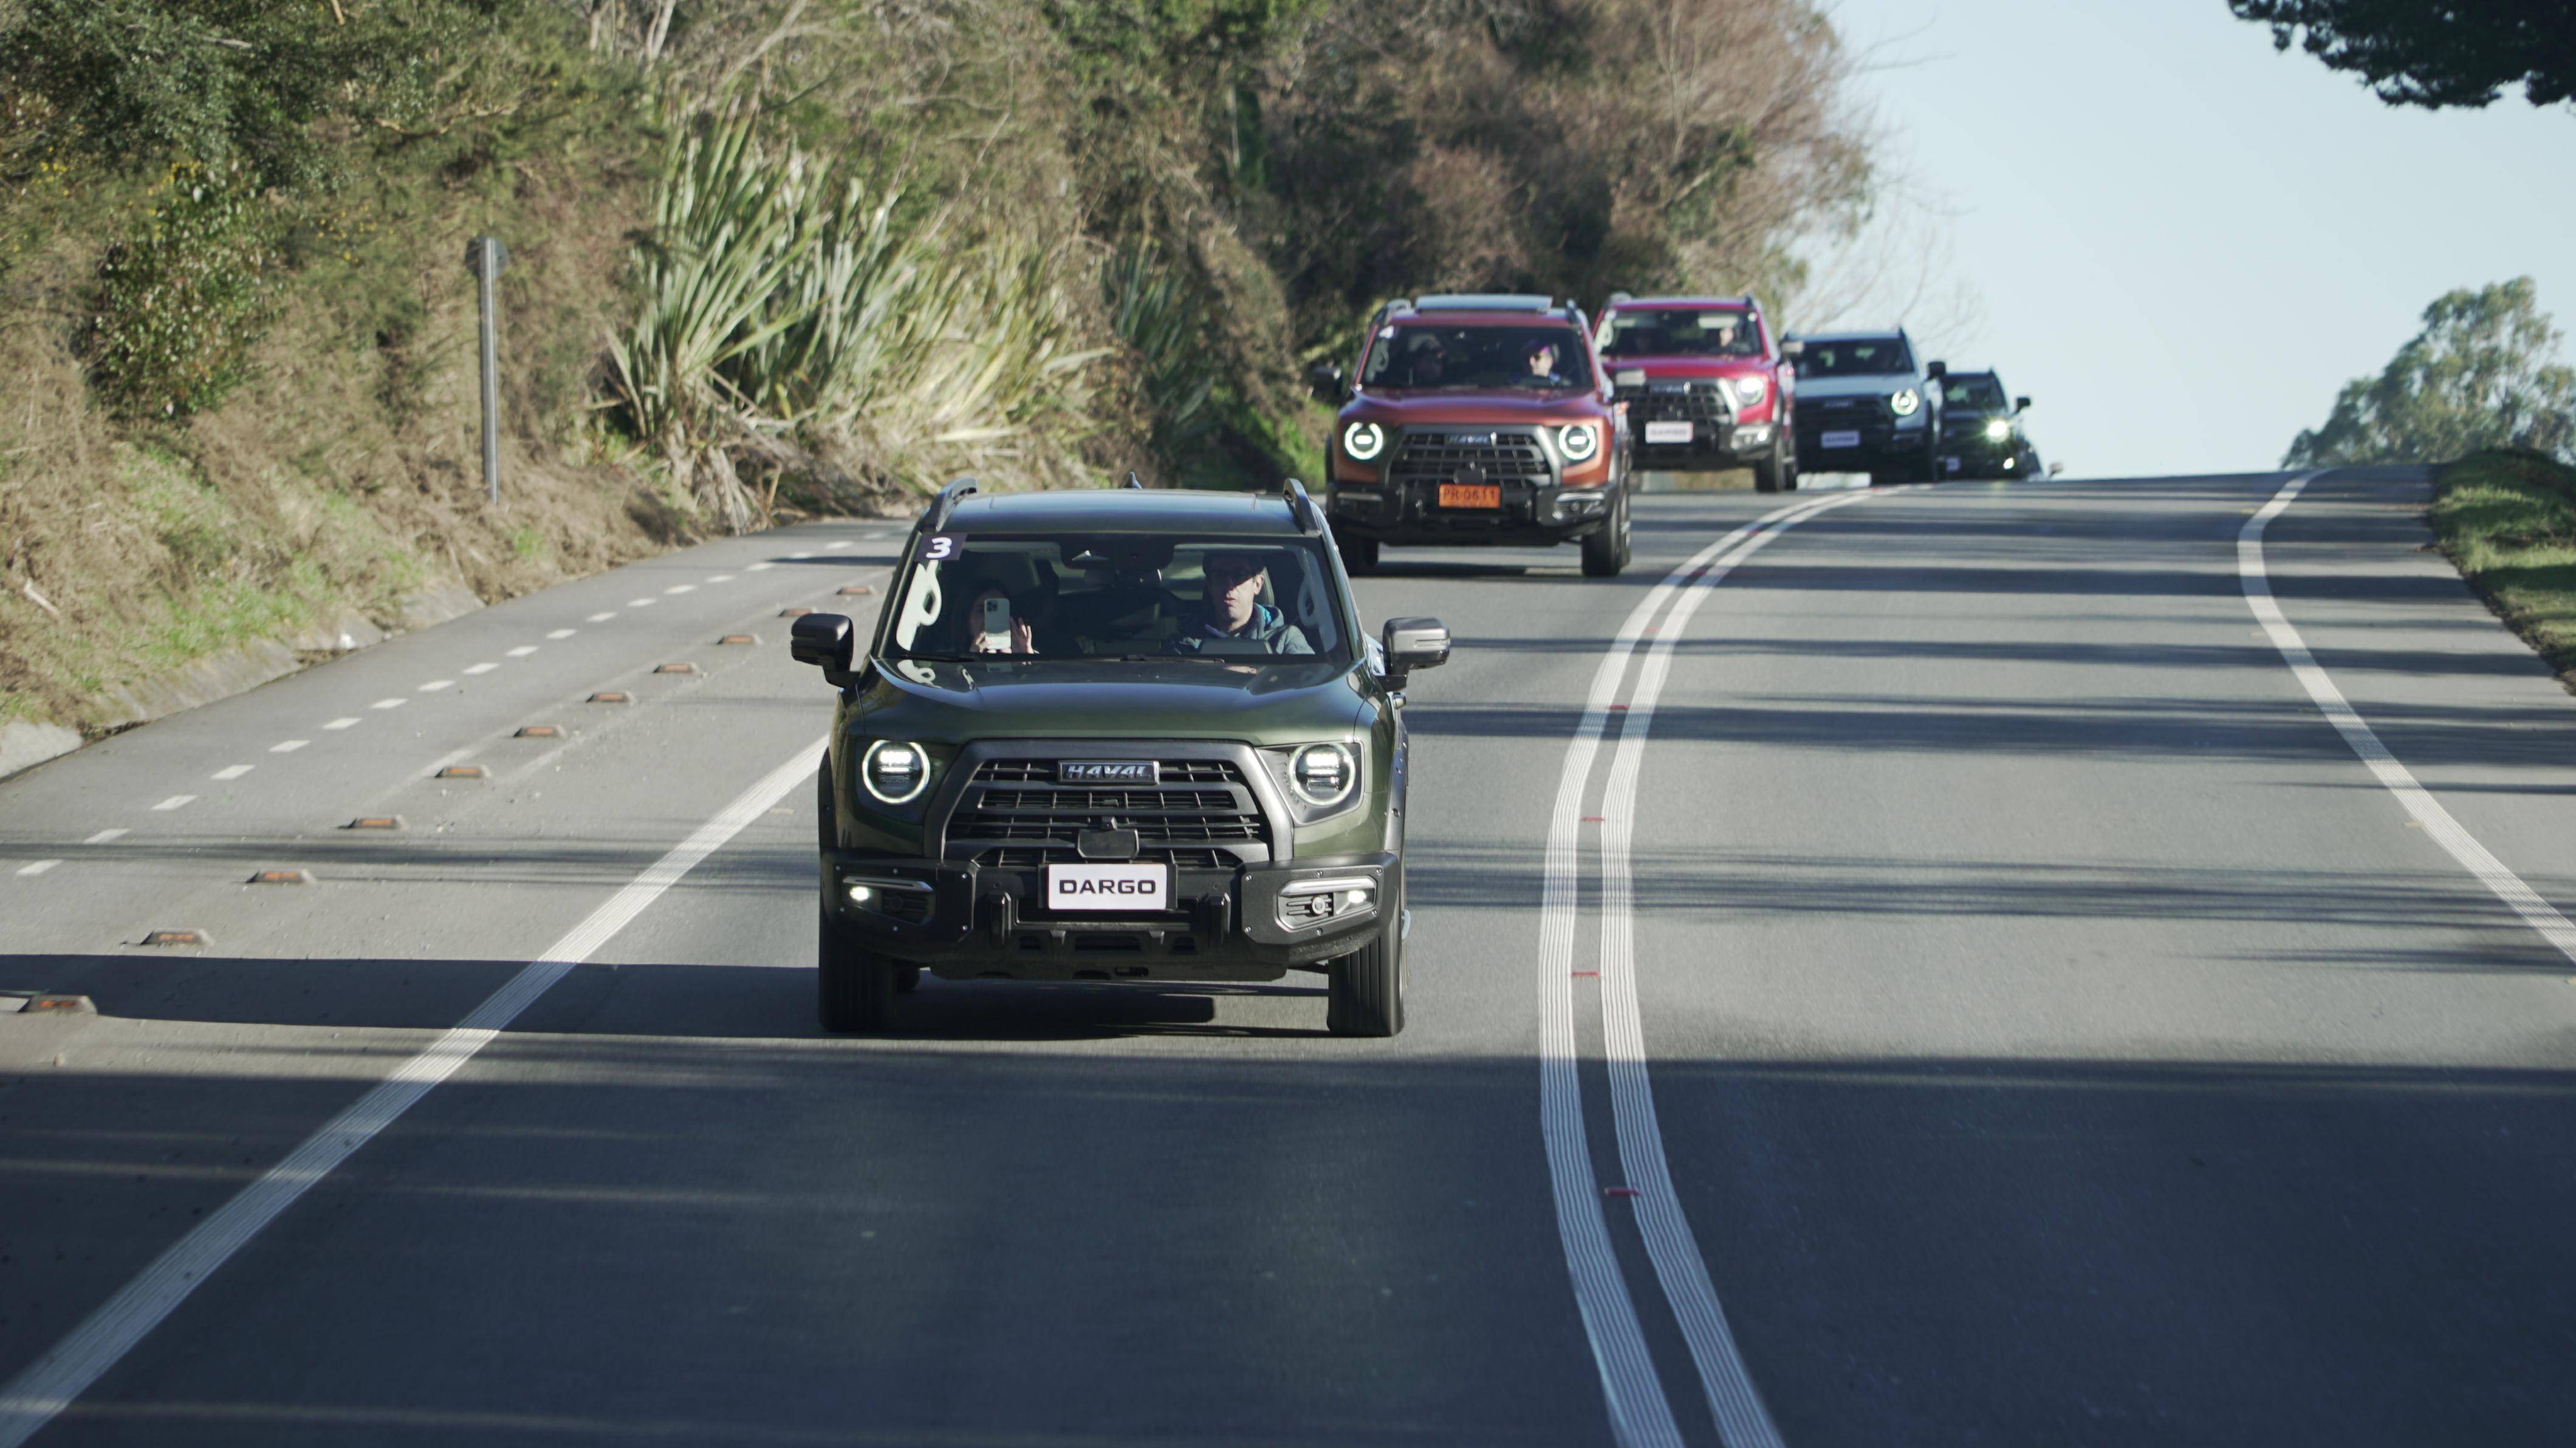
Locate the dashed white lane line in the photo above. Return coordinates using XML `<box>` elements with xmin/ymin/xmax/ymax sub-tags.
<box><xmin>417</xmin><ymin>680</ymin><xmax>454</xmax><ymax>692</ymax></box>
<box><xmin>1596</xmin><ymin>491</ymin><xmax>1877</xmax><ymax>1447</ymax></box>
<box><xmin>546</xmin><ymin>628</ymin><xmax>576</xmax><ymax>640</ymax></box>
<box><xmin>587</xmin><ymin>611</ymin><xmax>617</xmax><ymax>623</ymax></box>
<box><xmin>823</xmin><ymin>541</ymin><xmax>851</xmax><ymax>551</ymax></box>
<box><xmin>746</xmin><ymin>562</ymin><xmax>775</xmax><ymax>573</ymax></box>
<box><xmin>705</xmin><ymin>574</ymin><xmax>735</xmax><ymax>584</ymax></box>
<box><xmin>15</xmin><ymin>859</ymin><xmax>60</xmax><ymax>878</ymax></box>
<box><xmin>269</xmin><ymin>740</ymin><xmax>307</xmax><ymax>754</ymax></box>
<box><xmin>83</xmin><ymin>829</ymin><xmax>128</xmax><ymax>845</ymax></box>
<box><xmin>628</xmin><ymin>598</ymin><xmax>656</xmax><ymax>608</ymax></box>
<box><xmin>506</xmin><ymin>646</ymin><xmax>538</xmax><ymax>658</ymax></box>
<box><xmin>0</xmin><ymin>738</ymin><xmax>829</xmax><ymax>1448</ymax></box>
<box><xmin>369</xmin><ymin>698</ymin><xmax>405</xmax><ymax>711</ymax></box>
<box><xmin>151</xmin><ymin>796</ymin><xmax>194</xmax><ymax>812</ymax></box>
<box><xmin>323</xmin><ymin>717</ymin><xmax>361</xmax><ymax>731</ymax></box>
<box><xmin>663</xmin><ymin>584</ymin><xmax>696</xmax><ymax>595</ymax></box>
<box><xmin>2244</xmin><ymin>473</ymin><xmax>2576</xmax><ymax>976</ymax></box>
<box><xmin>209</xmin><ymin>765</ymin><xmax>254</xmax><ymax>782</ymax></box>
<box><xmin>463</xmin><ymin>663</ymin><xmax>498</xmax><ymax>676</ymax></box>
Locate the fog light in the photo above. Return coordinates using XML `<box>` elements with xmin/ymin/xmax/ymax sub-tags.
<box><xmin>846</xmin><ymin>883</ymin><xmax>873</xmax><ymax>904</ymax></box>
<box><xmin>1345</xmin><ymin>887</ymin><xmax>1371</xmax><ymax>907</ymax></box>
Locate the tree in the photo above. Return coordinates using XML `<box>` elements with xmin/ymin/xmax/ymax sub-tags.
<box><xmin>2284</xmin><ymin>279</ymin><xmax>2575</xmax><ymax>467</ymax></box>
<box><xmin>2228</xmin><ymin>1</ymin><xmax>2575</xmax><ymax>109</ymax></box>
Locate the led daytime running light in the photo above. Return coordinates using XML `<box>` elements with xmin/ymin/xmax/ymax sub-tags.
<box><xmin>1558</xmin><ymin>423</ymin><xmax>1599</xmax><ymax>462</ymax></box>
<box><xmin>860</xmin><ymin>739</ymin><xmax>930</xmax><ymax>805</ymax></box>
<box><xmin>1343</xmin><ymin>421</ymin><xmax>1386</xmax><ymax>462</ymax></box>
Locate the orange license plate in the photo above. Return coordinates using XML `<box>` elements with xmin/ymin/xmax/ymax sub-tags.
<box><xmin>1439</xmin><ymin>483</ymin><xmax>1502</xmax><ymax>509</ymax></box>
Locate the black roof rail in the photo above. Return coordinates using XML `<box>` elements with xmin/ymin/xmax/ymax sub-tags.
<box><xmin>923</xmin><ymin>475</ymin><xmax>978</xmax><ymax>533</ymax></box>
<box><xmin>1123</xmin><ymin>471</ymin><xmax>1146</xmax><ymax>490</ymax></box>
<box><xmin>1283</xmin><ymin>477</ymin><xmax>1323</xmax><ymax>536</ymax></box>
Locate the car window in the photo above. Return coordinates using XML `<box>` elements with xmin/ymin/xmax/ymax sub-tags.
<box><xmin>1598</xmin><ymin>310</ymin><xmax>1762</xmax><ymax>359</ymax></box>
<box><xmin>885</xmin><ymin>534</ymin><xmax>1349</xmax><ymax>664</ymax></box>
<box><xmin>1797</xmin><ymin>338</ymin><xmax>1915</xmax><ymax>377</ymax></box>
<box><xmin>1944</xmin><ymin>375</ymin><xmax>2006</xmax><ymax>409</ymax></box>
<box><xmin>1360</xmin><ymin>324</ymin><xmax>1595</xmax><ymax>391</ymax></box>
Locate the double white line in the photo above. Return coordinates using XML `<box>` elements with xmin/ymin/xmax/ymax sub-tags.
<box><xmin>1540</xmin><ymin>490</ymin><xmax>1886</xmax><ymax>1448</ymax></box>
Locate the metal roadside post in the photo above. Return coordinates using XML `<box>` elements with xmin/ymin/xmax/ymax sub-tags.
<box><xmin>465</xmin><ymin>235</ymin><xmax>509</xmax><ymax>505</ymax></box>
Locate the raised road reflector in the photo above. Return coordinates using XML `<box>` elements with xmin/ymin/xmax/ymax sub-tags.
<box><xmin>778</xmin><ymin>607</ymin><xmax>814</xmax><ymax>618</ymax></box>
<box><xmin>5</xmin><ymin>993</ymin><xmax>97</xmax><ymax>1014</ymax></box>
<box><xmin>140</xmin><ymin>930</ymin><xmax>209</xmax><ymax>948</ymax></box>
<box><xmin>344</xmin><ymin>815</ymin><xmax>406</xmax><ymax>831</ymax></box>
<box><xmin>837</xmin><ymin>584</ymin><xmax>873</xmax><ymax>596</ymax></box>
<box><xmin>248</xmin><ymin>869</ymin><xmax>314</xmax><ymax>886</ymax></box>
<box><xmin>435</xmin><ymin>763</ymin><xmax>487</xmax><ymax>780</ymax></box>
<box><xmin>587</xmin><ymin>691</ymin><xmax>632</xmax><ymax>704</ymax></box>
<box><xmin>515</xmin><ymin>724</ymin><xmax>563</xmax><ymax>739</ymax></box>
<box><xmin>654</xmin><ymin>662</ymin><xmax>696</xmax><ymax>675</ymax></box>
<box><xmin>718</xmin><ymin>634</ymin><xmax>758</xmax><ymax>646</ymax></box>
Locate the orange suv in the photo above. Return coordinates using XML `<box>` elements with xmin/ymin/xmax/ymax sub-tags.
<box><xmin>1307</xmin><ymin>295</ymin><xmax>1632</xmax><ymax>578</ymax></box>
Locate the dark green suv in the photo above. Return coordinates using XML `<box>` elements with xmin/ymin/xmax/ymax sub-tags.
<box><xmin>789</xmin><ymin>479</ymin><xmax>1450</xmax><ymax>1037</ymax></box>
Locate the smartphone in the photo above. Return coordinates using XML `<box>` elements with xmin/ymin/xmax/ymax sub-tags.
<box><xmin>979</xmin><ymin>595</ymin><xmax>1012</xmax><ymax>649</ymax></box>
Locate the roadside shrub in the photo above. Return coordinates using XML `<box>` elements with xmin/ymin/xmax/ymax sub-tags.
<box><xmin>85</xmin><ymin>165</ymin><xmax>279</xmax><ymax>420</ymax></box>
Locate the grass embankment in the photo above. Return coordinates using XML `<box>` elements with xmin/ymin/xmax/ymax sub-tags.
<box><xmin>2431</xmin><ymin>449</ymin><xmax>2576</xmax><ymax>689</ymax></box>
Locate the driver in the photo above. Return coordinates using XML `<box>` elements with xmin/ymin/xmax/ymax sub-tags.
<box><xmin>1170</xmin><ymin>550</ymin><xmax>1314</xmax><ymax>655</ymax></box>
<box><xmin>1523</xmin><ymin>338</ymin><xmax>1572</xmax><ymax>387</ymax></box>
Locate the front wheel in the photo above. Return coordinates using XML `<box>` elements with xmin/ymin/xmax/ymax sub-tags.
<box><xmin>1752</xmin><ymin>431</ymin><xmax>1795</xmax><ymax>493</ymax></box>
<box><xmin>818</xmin><ymin>903</ymin><xmax>898</xmax><ymax>1033</ymax></box>
<box><xmin>1338</xmin><ymin>536</ymin><xmax>1379</xmax><ymax>575</ymax></box>
<box><xmin>1580</xmin><ymin>491</ymin><xmax>1629</xmax><ymax>578</ymax></box>
<box><xmin>1326</xmin><ymin>870</ymin><xmax>1405</xmax><ymax>1037</ymax></box>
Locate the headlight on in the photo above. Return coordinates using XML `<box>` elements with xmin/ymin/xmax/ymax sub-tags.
<box><xmin>1342</xmin><ymin>420</ymin><xmax>1386</xmax><ymax>462</ymax></box>
<box><xmin>1290</xmin><ymin>742</ymin><xmax>1357</xmax><ymax>808</ymax></box>
<box><xmin>860</xmin><ymin>739</ymin><xmax>930</xmax><ymax>805</ymax></box>
<box><xmin>1889</xmin><ymin>388</ymin><xmax>1920</xmax><ymax>417</ymax></box>
<box><xmin>1984</xmin><ymin>418</ymin><xmax>2011</xmax><ymax>440</ymax></box>
<box><xmin>1557</xmin><ymin>423</ymin><xmax>1600</xmax><ymax>462</ymax></box>
<box><xmin>1727</xmin><ymin>377</ymin><xmax>1767</xmax><ymax>408</ymax></box>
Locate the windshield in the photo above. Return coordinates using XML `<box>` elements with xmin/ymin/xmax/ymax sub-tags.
<box><xmin>1598</xmin><ymin>309</ymin><xmax>1762</xmax><ymax>359</ymax></box>
<box><xmin>883</xmin><ymin>534</ymin><xmax>1351</xmax><ymax>664</ymax></box>
<box><xmin>1797</xmin><ymin>338</ymin><xmax>1914</xmax><ymax>378</ymax></box>
<box><xmin>1360</xmin><ymin>324</ymin><xmax>1595</xmax><ymax>391</ymax></box>
<box><xmin>1944</xmin><ymin>374</ymin><xmax>2006</xmax><ymax>411</ymax></box>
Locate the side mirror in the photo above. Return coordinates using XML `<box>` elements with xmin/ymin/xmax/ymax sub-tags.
<box><xmin>1306</xmin><ymin>362</ymin><xmax>1346</xmax><ymax>403</ymax></box>
<box><xmin>789</xmin><ymin>612</ymin><xmax>855</xmax><ymax>678</ymax></box>
<box><xmin>1611</xmin><ymin>367</ymin><xmax>1646</xmax><ymax>398</ymax></box>
<box><xmin>1780</xmin><ymin>338</ymin><xmax>1804</xmax><ymax>358</ymax></box>
<box><xmin>1925</xmin><ymin>360</ymin><xmax>1947</xmax><ymax>380</ymax></box>
<box><xmin>2046</xmin><ymin>461</ymin><xmax>2065</xmax><ymax>479</ymax></box>
<box><xmin>2015</xmin><ymin>395</ymin><xmax>2031</xmax><ymax>414</ymax></box>
<box><xmin>1380</xmin><ymin>616</ymin><xmax>1451</xmax><ymax>687</ymax></box>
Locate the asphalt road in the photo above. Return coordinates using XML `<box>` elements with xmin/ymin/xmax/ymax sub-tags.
<box><xmin>3</xmin><ymin>467</ymin><xmax>2573</xmax><ymax>1446</ymax></box>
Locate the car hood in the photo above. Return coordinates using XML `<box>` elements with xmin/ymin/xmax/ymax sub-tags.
<box><xmin>1342</xmin><ymin>389</ymin><xmax>1608</xmax><ymax>425</ymax></box>
<box><xmin>1602</xmin><ymin>356</ymin><xmax>1769</xmax><ymax>381</ymax></box>
<box><xmin>1792</xmin><ymin>373</ymin><xmax>1920</xmax><ymax>400</ymax></box>
<box><xmin>857</xmin><ymin>657</ymin><xmax>1375</xmax><ymax>745</ymax></box>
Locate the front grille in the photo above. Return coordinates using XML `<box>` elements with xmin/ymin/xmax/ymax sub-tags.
<box><xmin>1388</xmin><ymin>429</ymin><xmax>1551</xmax><ymax>483</ymax></box>
<box><xmin>1631</xmin><ymin>383</ymin><xmax>1733</xmax><ymax>426</ymax></box>
<box><xmin>945</xmin><ymin>757</ymin><xmax>1272</xmax><ymax>870</ymax></box>
<box><xmin>1799</xmin><ymin>394</ymin><xmax>1899</xmax><ymax>449</ymax></box>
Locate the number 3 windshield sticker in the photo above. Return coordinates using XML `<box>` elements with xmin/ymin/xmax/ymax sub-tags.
<box><xmin>917</xmin><ymin>533</ymin><xmax>965</xmax><ymax>562</ymax></box>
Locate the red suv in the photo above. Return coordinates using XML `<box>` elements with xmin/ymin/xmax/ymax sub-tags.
<box><xmin>1593</xmin><ymin>294</ymin><xmax>1797</xmax><ymax>493</ymax></box>
<box><xmin>1307</xmin><ymin>295</ymin><xmax>1633</xmax><ymax>578</ymax></box>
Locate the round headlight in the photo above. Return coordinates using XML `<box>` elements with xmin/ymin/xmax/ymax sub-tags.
<box><xmin>1342</xmin><ymin>420</ymin><xmax>1386</xmax><ymax>462</ymax></box>
<box><xmin>1727</xmin><ymin>376</ymin><xmax>1768</xmax><ymax>408</ymax></box>
<box><xmin>860</xmin><ymin>739</ymin><xmax>930</xmax><ymax>805</ymax></box>
<box><xmin>1889</xmin><ymin>388</ymin><xmax>1920</xmax><ymax>417</ymax></box>
<box><xmin>1290</xmin><ymin>743</ymin><xmax>1357</xmax><ymax>807</ymax></box>
<box><xmin>1984</xmin><ymin>418</ymin><xmax>2011</xmax><ymax>440</ymax></box>
<box><xmin>1558</xmin><ymin>423</ymin><xmax>1599</xmax><ymax>462</ymax></box>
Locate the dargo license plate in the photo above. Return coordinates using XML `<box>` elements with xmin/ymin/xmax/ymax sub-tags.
<box><xmin>1046</xmin><ymin>862</ymin><xmax>1170</xmax><ymax>913</ymax></box>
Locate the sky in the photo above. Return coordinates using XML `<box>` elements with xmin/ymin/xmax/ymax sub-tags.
<box><xmin>1802</xmin><ymin>1</ymin><xmax>2575</xmax><ymax>479</ymax></box>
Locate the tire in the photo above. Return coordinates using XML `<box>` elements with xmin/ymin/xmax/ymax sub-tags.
<box><xmin>1339</xmin><ymin>536</ymin><xmax>1379</xmax><ymax>575</ymax></box>
<box><xmin>818</xmin><ymin>902</ymin><xmax>898</xmax><ymax>1033</ymax></box>
<box><xmin>1580</xmin><ymin>490</ymin><xmax>1629</xmax><ymax>578</ymax></box>
<box><xmin>1868</xmin><ymin>470</ymin><xmax>1896</xmax><ymax>488</ymax></box>
<box><xmin>1752</xmin><ymin>431</ymin><xmax>1792</xmax><ymax>493</ymax></box>
<box><xmin>1326</xmin><ymin>869</ymin><xmax>1405</xmax><ymax>1037</ymax></box>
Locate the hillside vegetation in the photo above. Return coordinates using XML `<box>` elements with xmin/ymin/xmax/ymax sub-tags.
<box><xmin>0</xmin><ymin>0</ymin><xmax>1876</xmax><ymax>736</ymax></box>
<box><xmin>2432</xmin><ymin>449</ymin><xmax>2576</xmax><ymax>689</ymax></box>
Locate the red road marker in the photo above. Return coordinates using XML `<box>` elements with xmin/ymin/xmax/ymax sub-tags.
<box><xmin>588</xmin><ymin>691</ymin><xmax>632</xmax><ymax>704</ymax></box>
<box><xmin>1603</xmin><ymin>1186</ymin><xmax>1640</xmax><ymax>1198</ymax></box>
<box><xmin>435</xmin><ymin>764</ymin><xmax>487</xmax><ymax>780</ymax></box>
<box><xmin>247</xmin><ymin>870</ymin><xmax>313</xmax><ymax>886</ymax></box>
<box><xmin>1572</xmin><ymin>969</ymin><xmax>1600</xmax><ymax>977</ymax></box>
<box><xmin>654</xmin><ymin>662</ymin><xmax>697</xmax><ymax>675</ymax></box>
<box><xmin>515</xmin><ymin>725</ymin><xmax>563</xmax><ymax>739</ymax></box>
<box><xmin>139</xmin><ymin>930</ymin><xmax>209</xmax><ymax>948</ymax></box>
<box><xmin>778</xmin><ymin>607</ymin><xmax>814</xmax><ymax>618</ymax></box>
<box><xmin>718</xmin><ymin>634</ymin><xmax>758</xmax><ymax>646</ymax></box>
<box><xmin>344</xmin><ymin>816</ymin><xmax>405</xmax><ymax>831</ymax></box>
<box><xmin>837</xmin><ymin>584</ymin><xmax>873</xmax><ymax>596</ymax></box>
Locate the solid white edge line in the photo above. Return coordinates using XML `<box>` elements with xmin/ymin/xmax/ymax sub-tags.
<box><xmin>1540</xmin><ymin>491</ymin><xmax>1852</xmax><ymax>1448</ymax></box>
<box><xmin>0</xmin><ymin>737</ymin><xmax>827</xmax><ymax>1448</ymax></box>
<box><xmin>1598</xmin><ymin>488</ymin><xmax>1886</xmax><ymax>1447</ymax></box>
<box><xmin>2242</xmin><ymin>473</ymin><xmax>2576</xmax><ymax>975</ymax></box>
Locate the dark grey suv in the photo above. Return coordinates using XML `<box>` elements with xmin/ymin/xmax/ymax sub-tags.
<box><xmin>1785</xmin><ymin>328</ymin><xmax>1947</xmax><ymax>486</ymax></box>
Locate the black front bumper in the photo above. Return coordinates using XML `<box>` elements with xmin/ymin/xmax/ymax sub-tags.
<box><xmin>1793</xmin><ymin>425</ymin><xmax>1928</xmax><ymax>470</ymax></box>
<box><xmin>1329</xmin><ymin>423</ymin><xmax>1611</xmax><ymax>547</ymax></box>
<box><xmin>823</xmin><ymin>849</ymin><xmax>1396</xmax><ymax>982</ymax></box>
